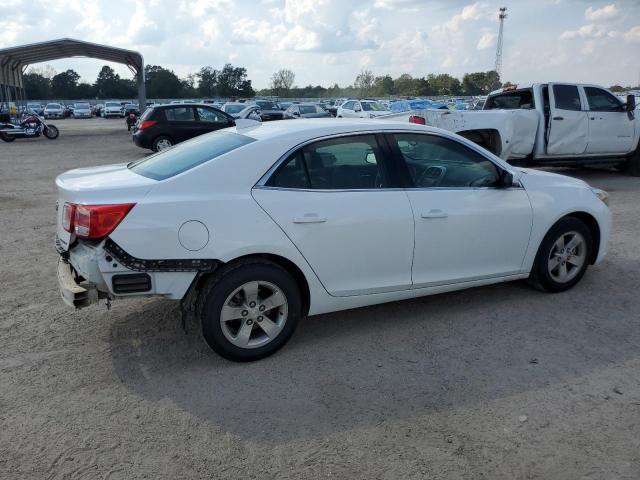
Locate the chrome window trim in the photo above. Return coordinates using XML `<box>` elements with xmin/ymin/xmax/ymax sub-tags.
<box><xmin>254</xmin><ymin>129</ymin><xmax>522</xmax><ymax>191</ymax></box>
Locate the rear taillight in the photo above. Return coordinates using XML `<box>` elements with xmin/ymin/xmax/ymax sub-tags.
<box><xmin>62</xmin><ymin>202</ymin><xmax>76</xmax><ymax>232</ymax></box>
<box><xmin>409</xmin><ymin>115</ymin><xmax>426</xmax><ymax>125</ymax></box>
<box><xmin>138</xmin><ymin>120</ymin><xmax>157</xmax><ymax>130</ymax></box>
<box><xmin>72</xmin><ymin>204</ymin><xmax>135</xmax><ymax>240</ymax></box>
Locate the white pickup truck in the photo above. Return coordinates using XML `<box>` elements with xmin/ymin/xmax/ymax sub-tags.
<box><xmin>384</xmin><ymin>83</ymin><xmax>640</xmax><ymax>175</ymax></box>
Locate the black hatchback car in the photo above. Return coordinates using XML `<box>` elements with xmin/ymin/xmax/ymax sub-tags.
<box><xmin>132</xmin><ymin>104</ymin><xmax>236</xmax><ymax>152</ymax></box>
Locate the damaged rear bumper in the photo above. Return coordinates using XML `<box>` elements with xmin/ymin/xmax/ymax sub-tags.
<box><xmin>57</xmin><ymin>258</ymin><xmax>100</xmax><ymax>309</ymax></box>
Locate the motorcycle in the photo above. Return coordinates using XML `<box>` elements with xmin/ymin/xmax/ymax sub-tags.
<box><xmin>0</xmin><ymin>113</ymin><xmax>59</xmax><ymax>142</ymax></box>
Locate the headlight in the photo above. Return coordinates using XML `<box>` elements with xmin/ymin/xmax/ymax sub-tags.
<box><xmin>590</xmin><ymin>187</ymin><xmax>609</xmax><ymax>206</ymax></box>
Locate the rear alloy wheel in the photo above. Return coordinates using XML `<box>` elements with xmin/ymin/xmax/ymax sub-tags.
<box><xmin>531</xmin><ymin>217</ymin><xmax>592</xmax><ymax>292</ymax></box>
<box><xmin>0</xmin><ymin>132</ymin><xmax>15</xmax><ymax>142</ymax></box>
<box><xmin>152</xmin><ymin>136</ymin><xmax>173</xmax><ymax>152</ymax></box>
<box><xmin>199</xmin><ymin>260</ymin><xmax>302</xmax><ymax>361</ymax></box>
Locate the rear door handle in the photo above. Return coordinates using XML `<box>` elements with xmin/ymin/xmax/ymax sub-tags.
<box><xmin>552</xmin><ymin>116</ymin><xmax>564</xmax><ymax>120</ymax></box>
<box><xmin>293</xmin><ymin>214</ymin><xmax>326</xmax><ymax>224</ymax></box>
<box><xmin>421</xmin><ymin>209</ymin><xmax>448</xmax><ymax>219</ymax></box>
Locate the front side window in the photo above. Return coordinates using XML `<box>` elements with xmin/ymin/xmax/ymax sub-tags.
<box><xmin>584</xmin><ymin>87</ymin><xmax>623</xmax><ymax>112</ymax></box>
<box><xmin>342</xmin><ymin>101</ymin><xmax>355</xmax><ymax>110</ymax></box>
<box><xmin>299</xmin><ymin>105</ymin><xmax>322</xmax><ymax>114</ymax></box>
<box><xmin>393</xmin><ymin>133</ymin><xmax>501</xmax><ymax>188</ymax></box>
<box><xmin>266</xmin><ymin>135</ymin><xmax>387</xmax><ymax>190</ymax></box>
<box><xmin>196</xmin><ymin>107</ymin><xmax>228</xmax><ymax>123</ymax></box>
<box><xmin>165</xmin><ymin>107</ymin><xmax>196</xmax><ymax>122</ymax></box>
<box><xmin>553</xmin><ymin>85</ymin><xmax>582</xmax><ymax>111</ymax></box>
<box><xmin>129</xmin><ymin>131</ymin><xmax>256</xmax><ymax>180</ymax></box>
<box><xmin>361</xmin><ymin>102</ymin><xmax>386</xmax><ymax>111</ymax></box>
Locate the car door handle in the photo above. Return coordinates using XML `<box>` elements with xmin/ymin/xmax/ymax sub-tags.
<box><xmin>293</xmin><ymin>215</ymin><xmax>326</xmax><ymax>224</ymax></box>
<box><xmin>421</xmin><ymin>210</ymin><xmax>448</xmax><ymax>219</ymax></box>
<box><xmin>552</xmin><ymin>116</ymin><xmax>564</xmax><ymax>120</ymax></box>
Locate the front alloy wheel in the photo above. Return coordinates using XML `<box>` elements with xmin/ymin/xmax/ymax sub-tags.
<box><xmin>531</xmin><ymin>217</ymin><xmax>592</xmax><ymax>292</ymax></box>
<box><xmin>547</xmin><ymin>231</ymin><xmax>587</xmax><ymax>284</ymax></box>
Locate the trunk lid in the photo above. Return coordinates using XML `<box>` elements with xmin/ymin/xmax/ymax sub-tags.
<box><xmin>55</xmin><ymin>163</ymin><xmax>156</xmax><ymax>251</ymax></box>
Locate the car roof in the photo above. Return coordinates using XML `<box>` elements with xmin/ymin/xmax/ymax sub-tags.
<box><xmin>231</xmin><ymin>118</ymin><xmax>443</xmax><ymax>142</ymax></box>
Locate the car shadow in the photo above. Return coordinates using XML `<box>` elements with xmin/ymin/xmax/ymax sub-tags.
<box><xmin>109</xmin><ymin>260</ymin><xmax>639</xmax><ymax>443</ymax></box>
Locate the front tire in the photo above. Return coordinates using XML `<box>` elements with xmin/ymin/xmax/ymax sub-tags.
<box><xmin>198</xmin><ymin>260</ymin><xmax>302</xmax><ymax>361</ymax></box>
<box><xmin>44</xmin><ymin>125</ymin><xmax>59</xmax><ymax>139</ymax></box>
<box><xmin>531</xmin><ymin>217</ymin><xmax>592</xmax><ymax>293</ymax></box>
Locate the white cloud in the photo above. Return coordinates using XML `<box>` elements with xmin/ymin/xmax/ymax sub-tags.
<box><xmin>477</xmin><ymin>32</ymin><xmax>496</xmax><ymax>50</ymax></box>
<box><xmin>585</xmin><ymin>4</ymin><xmax>619</xmax><ymax>22</ymax></box>
<box><xmin>623</xmin><ymin>25</ymin><xmax>640</xmax><ymax>43</ymax></box>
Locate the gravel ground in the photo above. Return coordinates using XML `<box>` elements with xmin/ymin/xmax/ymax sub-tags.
<box><xmin>1</xmin><ymin>118</ymin><xmax>639</xmax><ymax>479</ymax></box>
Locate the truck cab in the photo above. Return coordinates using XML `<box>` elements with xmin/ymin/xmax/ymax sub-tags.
<box><xmin>484</xmin><ymin>83</ymin><xmax>638</xmax><ymax>160</ymax></box>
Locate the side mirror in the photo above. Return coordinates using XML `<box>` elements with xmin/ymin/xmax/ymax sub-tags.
<box><xmin>293</xmin><ymin>111</ymin><xmax>300</xmax><ymax>116</ymax></box>
<box><xmin>354</xmin><ymin>105</ymin><xmax>362</xmax><ymax>112</ymax></box>
<box><xmin>365</xmin><ymin>152</ymin><xmax>377</xmax><ymax>164</ymax></box>
<box><xmin>499</xmin><ymin>170</ymin><xmax>514</xmax><ymax>188</ymax></box>
<box><xmin>626</xmin><ymin>94</ymin><xmax>636</xmax><ymax>112</ymax></box>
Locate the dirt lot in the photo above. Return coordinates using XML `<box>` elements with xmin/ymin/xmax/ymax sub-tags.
<box><xmin>1</xmin><ymin>118</ymin><xmax>639</xmax><ymax>479</ymax></box>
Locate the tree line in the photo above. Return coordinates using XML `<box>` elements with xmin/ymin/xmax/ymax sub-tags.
<box><xmin>27</xmin><ymin>64</ymin><xmax>634</xmax><ymax>101</ymax></box>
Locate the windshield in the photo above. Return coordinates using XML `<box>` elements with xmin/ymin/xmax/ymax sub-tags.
<box><xmin>299</xmin><ymin>105</ymin><xmax>323</xmax><ymax>114</ymax></box>
<box><xmin>46</xmin><ymin>103</ymin><xmax>61</xmax><ymax>109</ymax></box>
<box><xmin>28</xmin><ymin>103</ymin><xmax>41</xmax><ymax>107</ymax></box>
<box><xmin>129</xmin><ymin>131</ymin><xmax>256</xmax><ymax>180</ymax></box>
<box><xmin>361</xmin><ymin>102</ymin><xmax>386</xmax><ymax>111</ymax></box>
<box><xmin>74</xmin><ymin>103</ymin><xmax>90</xmax><ymax>108</ymax></box>
<box><xmin>105</xmin><ymin>102</ymin><xmax>120</xmax><ymax>107</ymax></box>
<box><xmin>224</xmin><ymin>104</ymin><xmax>245</xmax><ymax>114</ymax></box>
<box><xmin>255</xmin><ymin>101</ymin><xmax>276</xmax><ymax>109</ymax></box>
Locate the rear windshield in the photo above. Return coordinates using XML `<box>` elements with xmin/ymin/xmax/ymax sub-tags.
<box><xmin>75</xmin><ymin>103</ymin><xmax>90</xmax><ymax>108</ymax></box>
<box><xmin>484</xmin><ymin>89</ymin><xmax>534</xmax><ymax>110</ymax></box>
<box><xmin>129</xmin><ymin>131</ymin><xmax>256</xmax><ymax>180</ymax></box>
<box><xmin>105</xmin><ymin>102</ymin><xmax>120</xmax><ymax>107</ymax></box>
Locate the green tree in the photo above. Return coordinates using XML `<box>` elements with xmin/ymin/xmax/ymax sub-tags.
<box><xmin>394</xmin><ymin>74</ymin><xmax>418</xmax><ymax>96</ymax></box>
<box><xmin>427</xmin><ymin>73</ymin><xmax>462</xmax><ymax>96</ymax></box>
<box><xmin>197</xmin><ymin>66</ymin><xmax>218</xmax><ymax>97</ymax></box>
<box><xmin>145</xmin><ymin>65</ymin><xmax>183</xmax><ymax>99</ymax></box>
<box><xmin>354</xmin><ymin>69</ymin><xmax>375</xmax><ymax>96</ymax></box>
<box><xmin>373</xmin><ymin>75</ymin><xmax>394</xmax><ymax>96</ymax></box>
<box><xmin>51</xmin><ymin>69</ymin><xmax>80</xmax><ymax>99</ymax></box>
<box><xmin>23</xmin><ymin>71</ymin><xmax>52</xmax><ymax>99</ymax></box>
<box><xmin>462</xmin><ymin>71</ymin><xmax>501</xmax><ymax>95</ymax></box>
<box><xmin>94</xmin><ymin>66</ymin><xmax>121</xmax><ymax>98</ymax></box>
<box><xmin>216</xmin><ymin>64</ymin><xmax>253</xmax><ymax>97</ymax></box>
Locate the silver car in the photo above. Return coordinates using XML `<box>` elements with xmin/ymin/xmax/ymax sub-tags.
<box><xmin>44</xmin><ymin>103</ymin><xmax>64</xmax><ymax>119</ymax></box>
<box><xmin>73</xmin><ymin>102</ymin><xmax>92</xmax><ymax>119</ymax></box>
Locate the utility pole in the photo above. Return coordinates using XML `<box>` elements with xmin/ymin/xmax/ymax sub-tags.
<box><xmin>494</xmin><ymin>7</ymin><xmax>507</xmax><ymax>80</ymax></box>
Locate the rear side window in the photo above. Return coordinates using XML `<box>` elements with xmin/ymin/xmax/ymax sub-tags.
<box><xmin>267</xmin><ymin>135</ymin><xmax>387</xmax><ymax>189</ymax></box>
<box><xmin>584</xmin><ymin>87</ymin><xmax>622</xmax><ymax>112</ymax></box>
<box><xmin>484</xmin><ymin>89</ymin><xmax>534</xmax><ymax>110</ymax></box>
<box><xmin>129</xmin><ymin>131</ymin><xmax>256</xmax><ymax>180</ymax></box>
<box><xmin>165</xmin><ymin>107</ymin><xmax>196</xmax><ymax>121</ymax></box>
<box><xmin>553</xmin><ymin>85</ymin><xmax>582</xmax><ymax>111</ymax></box>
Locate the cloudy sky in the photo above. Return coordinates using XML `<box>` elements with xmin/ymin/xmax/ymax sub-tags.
<box><xmin>1</xmin><ymin>0</ymin><xmax>639</xmax><ymax>88</ymax></box>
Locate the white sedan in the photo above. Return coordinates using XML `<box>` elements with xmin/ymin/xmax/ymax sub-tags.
<box><xmin>55</xmin><ymin>119</ymin><xmax>611</xmax><ymax>361</ymax></box>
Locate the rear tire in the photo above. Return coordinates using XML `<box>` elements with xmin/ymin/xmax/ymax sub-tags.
<box><xmin>152</xmin><ymin>135</ymin><xmax>173</xmax><ymax>152</ymax></box>
<box><xmin>530</xmin><ymin>217</ymin><xmax>592</xmax><ymax>293</ymax></box>
<box><xmin>0</xmin><ymin>132</ymin><xmax>15</xmax><ymax>142</ymax></box>
<box><xmin>198</xmin><ymin>259</ymin><xmax>302</xmax><ymax>362</ymax></box>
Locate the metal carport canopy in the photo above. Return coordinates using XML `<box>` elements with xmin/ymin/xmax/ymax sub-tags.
<box><xmin>0</xmin><ymin>38</ymin><xmax>145</xmax><ymax>107</ymax></box>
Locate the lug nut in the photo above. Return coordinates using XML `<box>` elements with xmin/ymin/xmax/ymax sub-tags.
<box><xmin>241</xmin><ymin>310</ymin><xmax>248</xmax><ymax>317</ymax></box>
<box><xmin>259</xmin><ymin>305</ymin><xmax>266</xmax><ymax>311</ymax></box>
<box><xmin>249</xmin><ymin>301</ymin><xmax>256</xmax><ymax>308</ymax></box>
<box><xmin>257</xmin><ymin>316</ymin><xmax>263</xmax><ymax>322</ymax></box>
<box><xmin>246</xmin><ymin>319</ymin><xmax>254</xmax><ymax>325</ymax></box>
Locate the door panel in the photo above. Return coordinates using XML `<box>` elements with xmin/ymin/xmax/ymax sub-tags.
<box><xmin>253</xmin><ymin>189</ymin><xmax>415</xmax><ymax>296</ymax></box>
<box><xmin>406</xmin><ymin>189</ymin><xmax>532</xmax><ymax>286</ymax></box>
<box><xmin>547</xmin><ymin>84</ymin><xmax>588</xmax><ymax>155</ymax></box>
<box><xmin>583</xmin><ymin>86</ymin><xmax>635</xmax><ymax>154</ymax></box>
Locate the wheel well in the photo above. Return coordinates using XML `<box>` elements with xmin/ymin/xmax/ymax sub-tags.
<box><xmin>457</xmin><ymin>129</ymin><xmax>502</xmax><ymax>156</ymax></box>
<box><xmin>564</xmin><ymin>212</ymin><xmax>600</xmax><ymax>264</ymax></box>
<box><xmin>189</xmin><ymin>253</ymin><xmax>311</xmax><ymax>315</ymax></box>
